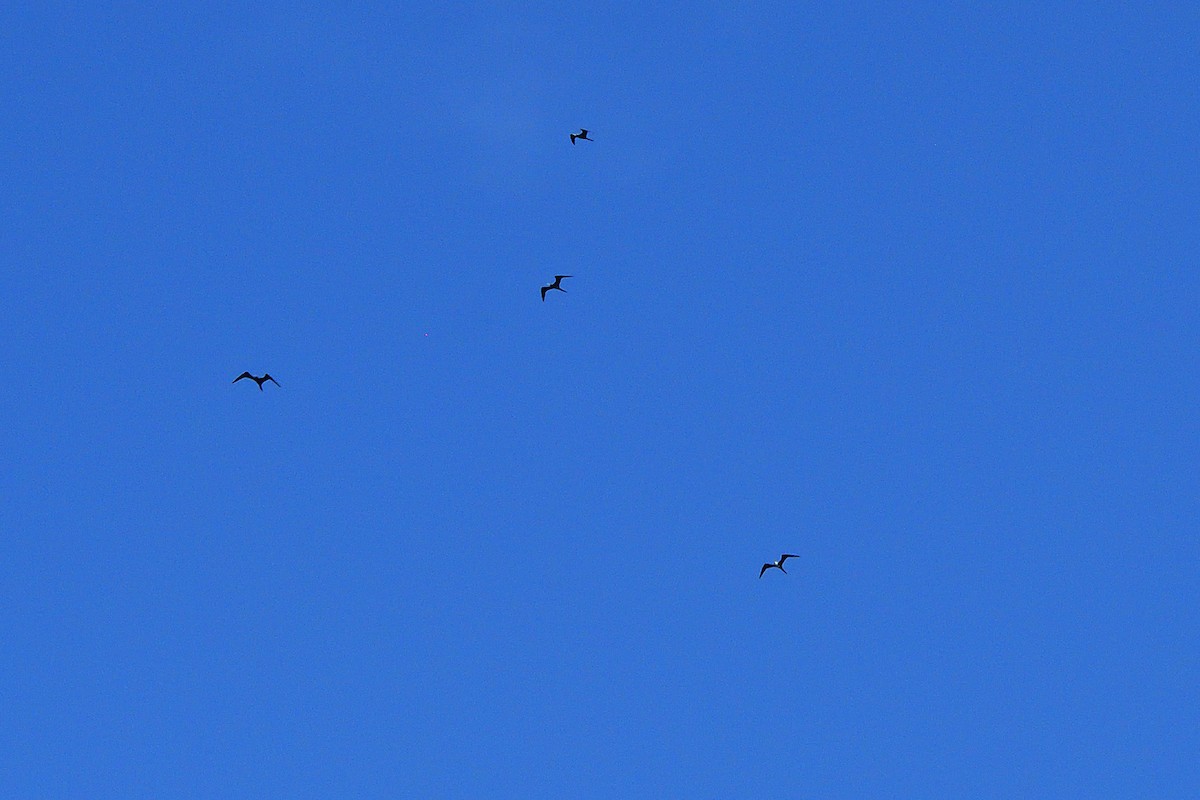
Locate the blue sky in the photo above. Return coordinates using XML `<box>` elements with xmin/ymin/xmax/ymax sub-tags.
<box><xmin>1</xmin><ymin>3</ymin><xmax>1197</xmax><ymax>797</ymax></box>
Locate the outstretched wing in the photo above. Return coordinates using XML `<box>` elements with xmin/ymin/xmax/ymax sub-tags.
<box><xmin>541</xmin><ymin>285</ymin><xmax>550</xmax><ymax>300</ymax></box>
<box><xmin>570</xmin><ymin>134</ymin><xmax>577</xmax><ymax>144</ymax></box>
<box><xmin>265</xmin><ymin>374</ymin><xmax>280</xmax><ymax>387</ymax></box>
<box><xmin>555</xmin><ymin>275</ymin><xmax>572</xmax><ymax>281</ymax></box>
<box><xmin>759</xmin><ymin>563</ymin><xmax>772</xmax><ymax>578</ymax></box>
<box><xmin>233</xmin><ymin>372</ymin><xmax>253</xmax><ymax>383</ymax></box>
<box><xmin>779</xmin><ymin>553</ymin><xmax>799</xmax><ymax>564</ymax></box>
<box><xmin>579</xmin><ymin>129</ymin><xmax>588</xmax><ymax>137</ymax></box>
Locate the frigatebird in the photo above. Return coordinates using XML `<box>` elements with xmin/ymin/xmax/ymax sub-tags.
<box><xmin>233</xmin><ymin>372</ymin><xmax>280</xmax><ymax>391</ymax></box>
<box><xmin>541</xmin><ymin>275</ymin><xmax>572</xmax><ymax>301</ymax></box>
<box><xmin>570</xmin><ymin>129</ymin><xmax>593</xmax><ymax>144</ymax></box>
<box><xmin>759</xmin><ymin>553</ymin><xmax>799</xmax><ymax>578</ymax></box>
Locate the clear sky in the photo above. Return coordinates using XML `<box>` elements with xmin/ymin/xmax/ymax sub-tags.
<box><xmin>1</xmin><ymin>3</ymin><xmax>1197</xmax><ymax>798</ymax></box>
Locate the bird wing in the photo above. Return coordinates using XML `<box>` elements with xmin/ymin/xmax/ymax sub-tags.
<box><xmin>265</xmin><ymin>374</ymin><xmax>280</xmax><ymax>386</ymax></box>
<box><xmin>233</xmin><ymin>372</ymin><xmax>253</xmax><ymax>383</ymax></box>
<box><xmin>541</xmin><ymin>285</ymin><xmax>549</xmax><ymax>300</ymax></box>
<box><xmin>580</xmin><ymin>129</ymin><xmax>588</xmax><ymax>137</ymax></box>
<box><xmin>555</xmin><ymin>275</ymin><xmax>572</xmax><ymax>281</ymax></box>
<box><xmin>570</xmin><ymin>134</ymin><xmax>576</xmax><ymax>144</ymax></box>
<box><xmin>780</xmin><ymin>553</ymin><xmax>799</xmax><ymax>564</ymax></box>
<box><xmin>759</xmin><ymin>563</ymin><xmax>772</xmax><ymax>578</ymax></box>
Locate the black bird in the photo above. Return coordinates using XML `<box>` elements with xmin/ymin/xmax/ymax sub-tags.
<box><xmin>759</xmin><ymin>553</ymin><xmax>799</xmax><ymax>578</ymax></box>
<box><xmin>570</xmin><ymin>128</ymin><xmax>593</xmax><ymax>145</ymax></box>
<box><xmin>233</xmin><ymin>372</ymin><xmax>280</xmax><ymax>391</ymax></box>
<box><xmin>541</xmin><ymin>275</ymin><xmax>572</xmax><ymax>301</ymax></box>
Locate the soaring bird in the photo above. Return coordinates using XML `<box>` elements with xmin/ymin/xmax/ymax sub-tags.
<box><xmin>541</xmin><ymin>274</ymin><xmax>572</xmax><ymax>301</ymax></box>
<box><xmin>233</xmin><ymin>372</ymin><xmax>280</xmax><ymax>391</ymax></box>
<box><xmin>759</xmin><ymin>553</ymin><xmax>799</xmax><ymax>578</ymax></box>
<box><xmin>570</xmin><ymin>128</ymin><xmax>593</xmax><ymax>144</ymax></box>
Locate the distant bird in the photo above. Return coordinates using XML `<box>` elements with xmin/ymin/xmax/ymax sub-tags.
<box><xmin>541</xmin><ymin>274</ymin><xmax>572</xmax><ymax>301</ymax></box>
<box><xmin>570</xmin><ymin>128</ymin><xmax>593</xmax><ymax>145</ymax></box>
<box><xmin>232</xmin><ymin>372</ymin><xmax>280</xmax><ymax>391</ymax></box>
<box><xmin>759</xmin><ymin>553</ymin><xmax>799</xmax><ymax>578</ymax></box>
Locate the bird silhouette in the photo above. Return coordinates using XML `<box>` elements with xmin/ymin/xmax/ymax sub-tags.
<box><xmin>541</xmin><ymin>275</ymin><xmax>572</xmax><ymax>301</ymax></box>
<box><xmin>570</xmin><ymin>128</ymin><xmax>593</xmax><ymax>144</ymax></box>
<box><xmin>232</xmin><ymin>372</ymin><xmax>280</xmax><ymax>391</ymax></box>
<box><xmin>759</xmin><ymin>553</ymin><xmax>799</xmax><ymax>578</ymax></box>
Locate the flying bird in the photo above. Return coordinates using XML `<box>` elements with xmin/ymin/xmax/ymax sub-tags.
<box><xmin>570</xmin><ymin>129</ymin><xmax>593</xmax><ymax>144</ymax></box>
<box><xmin>541</xmin><ymin>275</ymin><xmax>572</xmax><ymax>301</ymax></box>
<box><xmin>232</xmin><ymin>372</ymin><xmax>280</xmax><ymax>391</ymax></box>
<box><xmin>759</xmin><ymin>553</ymin><xmax>799</xmax><ymax>578</ymax></box>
